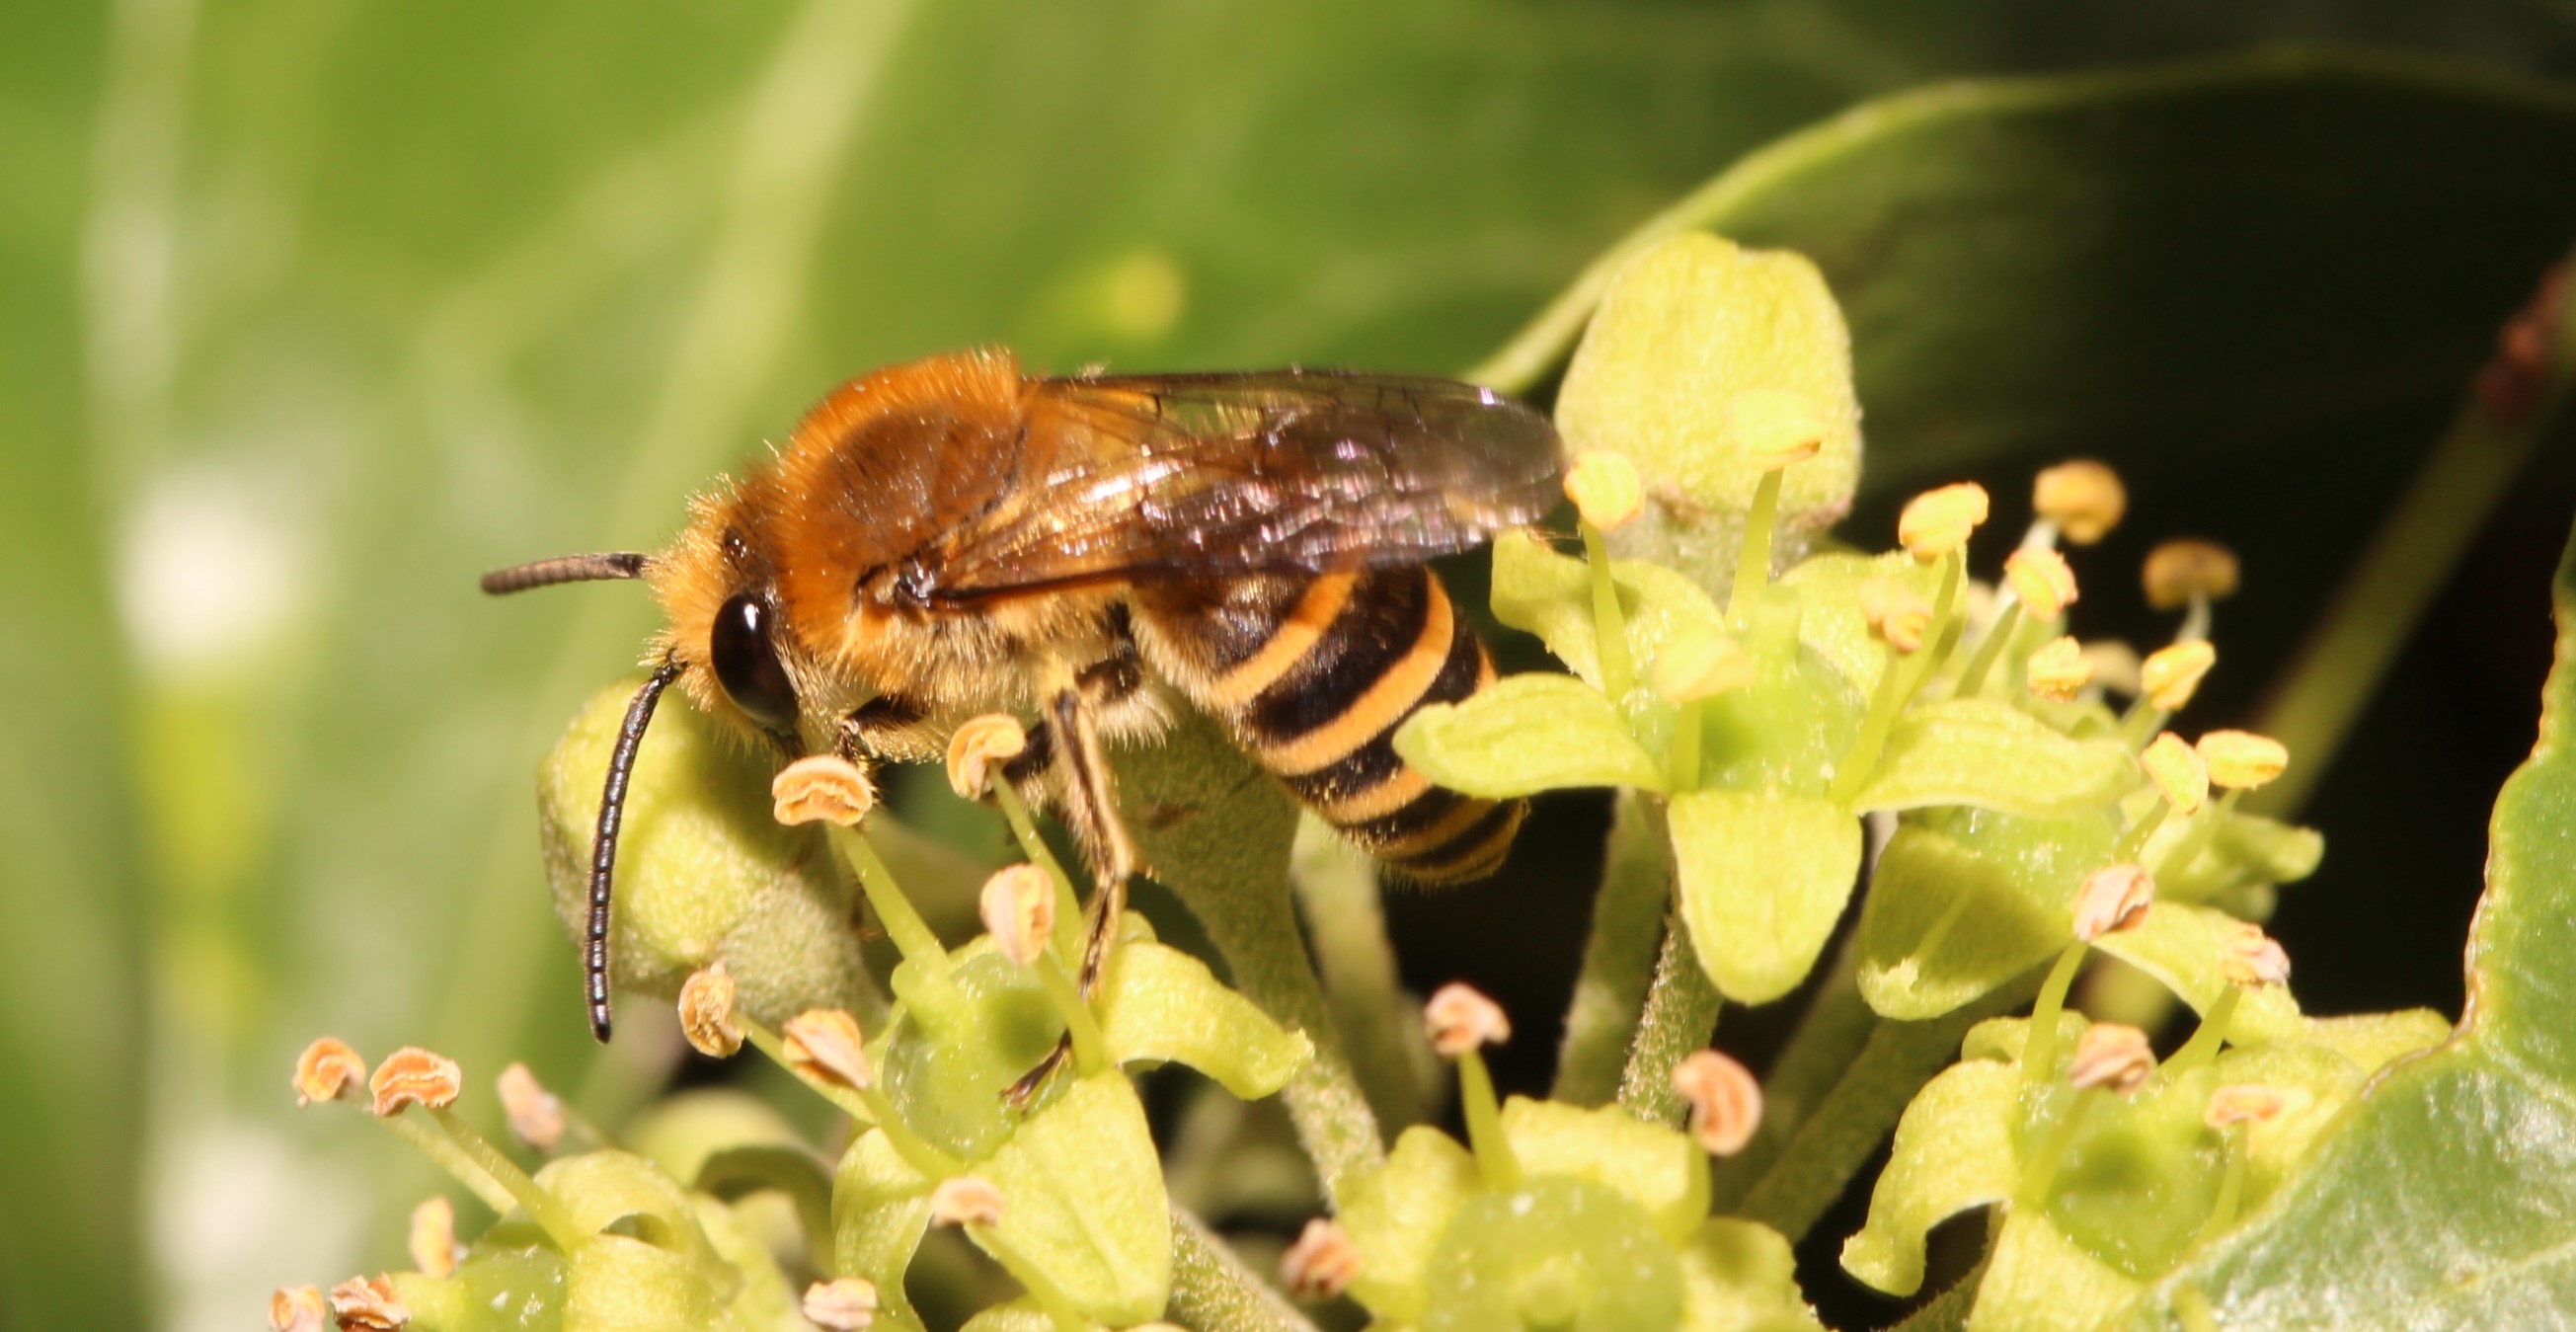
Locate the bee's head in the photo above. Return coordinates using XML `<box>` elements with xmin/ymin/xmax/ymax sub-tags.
<box><xmin>646</xmin><ymin>484</ymin><xmax>813</xmax><ymax>756</ymax></box>
<box><xmin>478</xmin><ymin>478</ymin><xmax>820</xmax><ymax>1046</ymax></box>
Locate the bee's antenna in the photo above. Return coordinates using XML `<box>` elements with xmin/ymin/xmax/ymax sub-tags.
<box><xmin>482</xmin><ymin>552</ymin><xmax>651</xmax><ymax>595</ymax></box>
<box><xmin>586</xmin><ymin>658</ymin><xmax>683</xmax><ymax>1043</ymax></box>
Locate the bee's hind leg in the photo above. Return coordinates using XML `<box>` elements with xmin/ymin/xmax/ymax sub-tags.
<box><xmin>1004</xmin><ymin>679</ymin><xmax>1139</xmax><ymax>1106</ymax></box>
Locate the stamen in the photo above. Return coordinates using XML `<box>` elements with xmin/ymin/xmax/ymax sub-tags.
<box><xmin>1672</xmin><ymin>1049</ymin><xmax>1763</xmax><ymax>1156</ymax></box>
<box><xmin>1281</xmin><ymin>1218</ymin><xmax>1363</xmax><ymax>1301</ymax></box>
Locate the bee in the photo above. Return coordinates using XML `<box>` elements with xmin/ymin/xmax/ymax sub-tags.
<box><xmin>485</xmin><ymin>348</ymin><xmax>1563</xmax><ymax>1046</ymax></box>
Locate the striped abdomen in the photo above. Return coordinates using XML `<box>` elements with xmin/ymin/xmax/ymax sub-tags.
<box><xmin>1136</xmin><ymin>568</ymin><xmax>1524</xmax><ymax>882</ymax></box>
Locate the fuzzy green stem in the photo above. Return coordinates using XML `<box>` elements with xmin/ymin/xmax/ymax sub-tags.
<box><xmin>1293</xmin><ymin>826</ymin><xmax>1427</xmax><ymax>1129</ymax></box>
<box><xmin>1616</xmin><ymin>914</ymin><xmax>1723</xmax><ymax>1126</ymax></box>
<box><xmin>1736</xmin><ymin>970</ymin><xmax>2042</xmax><ymax>1241</ymax></box>
<box><xmin>2016</xmin><ymin>1087</ymin><xmax>2101</xmax><ymax>1210</ymax></box>
<box><xmin>2019</xmin><ymin>942</ymin><xmax>2090</xmax><ymax>1093</ymax></box>
<box><xmin>420</xmin><ymin>1108</ymin><xmax>584</xmax><ymax>1250</ymax></box>
<box><xmin>2176</xmin><ymin>1284</ymin><xmax>2220</xmax><ymax>1332</ymax></box>
<box><xmin>2162</xmin><ymin>985</ymin><xmax>2244</xmax><ymax>1078</ymax></box>
<box><xmin>1168</xmin><ymin>1206</ymin><xmax>1323</xmax><ymax>1332</ymax></box>
<box><xmin>1706</xmin><ymin>937</ymin><xmax>1873</xmax><ymax>1209</ymax></box>
<box><xmin>991</xmin><ymin>780</ymin><xmax>1086</xmax><ymax>963</ymax></box>
<box><xmin>827</xmin><ymin>823</ymin><xmax>949</xmax><ymax>974</ymax></box>
<box><xmin>1728</xmin><ymin>468</ymin><xmax>1784</xmax><ymax>628</ymax></box>
<box><xmin>1583</xmin><ymin>522</ymin><xmax>1636</xmax><ymax>700</ymax></box>
<box><xmin>1951</xmin><ymin>601</ymin><xmax>2023</xmax><ymax>700</ymax></box>
<box><xmin>377</xmin><ymin>1112</ymin><xmax>522</xmax><ymax>1220</ymax></box>
<box><xmin>1034</xmin><ymin>953</ymin><xmax>1110</xmax><ymax>1077</ymax></box>
<box><xmin>1553</xmin><ymin>793</ymin><xmax>1677</xmax><ymax>1106</ymax></box>
<box><xmin>1830</xmin><ymin>643</ymin><xmax>1912</xmax><ymax>806</ymax></box>
<box><xmin>1193</xmin><ymin>854</ymin><xmax>1385</xmax><ymax>1197</ymax></box>
<box><xmin>2196</xmin><ymin>1128</ymin><xmax>2249</xmax><ymax>1247</ymax></box>
<box><xmin>1458</xmin><ymin>1049</ymin><xmax>1522</xmax><ymax>1192</ymax></box>
<box><xmin>2113</xmin><ymin>801</ymin><xmax>2169</xmax><ymax>864</ymax></box>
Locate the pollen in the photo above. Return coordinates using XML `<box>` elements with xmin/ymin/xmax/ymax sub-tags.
<box><xmin>269</xmin><ymin>1286</ymin><xmax>327</xmax><ymax>1332</ymax></box>
<box><xmin>1653</xmin><ymin>622</ymin><xmax>1758</xmax><ymax>702</ymax></box>
<box><xmin>2025</xmin><ymin>636</ymin><xmax>2092</xmax><ymax>702</ymax></box>
<box><xmin>1423</xmin><ymin>982</ymin><xmax>1512</xmax><ymax>1058</ymax></box>
<box><xmin>2222</xmin><ymin>921</ymin><xmax>2293</xmax><ymax>987</ymax></box>
<box><xmin>772</xmin><ymin>754</ymin><xmax>877</xmax><ymax>826</ymax></box>
<box><xmin>802</xmin><ymin>1278</ymin><xmax>882</xmax><ymax>1331</ymax></box>
<box><xmin>978</xmin><ymin>864</ymin><xmax>1057</xmax><ymax>967</ymax></box>
<box><xmin>946</xmin><ymin>714</ymin><xmax>1029</xmax><ymax>800</ymax></box>
<box><xmin>2144</xmin><ymin>539</ymin><xmax>2240</xmax><ymax>610</ymax></box>
<box><xmin>678</xmin><ymin>963</ymin><xmax>745</xmax><ymax>1058</ymax></box>
<box><xmin>2142</xmin><ymin>732</ymin><xmax>2210</xmax><ymax>815</ymax></box>
<box><xmin>496</xmin><ymin>1063</ymin><xmax>566</xmax><ymax>1152</ymax></box>
<box><xmin>1726</xmin><ymin>387</ymin><xmax>1829</xmax><ymax>469</ymax></box>
<box><xmin>2198</xmin><ymin>730</ymin><xmax>2290</xmax><ymax>790</ymax></box>
<box><xmin>2141</xmin><ymin>640</ymin><xmax>2217</xmax><ymax>712</ymax></box>
<box><xmin>1564</xmin><ymin>450</ymin><xmax>1644</xmax><ymax>530</ymax></box>
<box><xmin>2003</xmin><ymin>546</ymin><xmax>2079</xmax><ymax>620</ymax></box>
<box><xmin>782</xmin><ymin>1009</ymin><xmax>873</xmax><ymax>1091</ymax></box>
<box><xmin>2068</xmin><ymin>1023</ymin><xmax>2155</xmax><ymax>1094</ymax></box>
<box><xmin>929</xmin><ymin>1176</ymin><xmax>1007</xmax><ymax>1228</ymax></box>
<box><xmin>2033</xmin><ymin>459</ymin><xmax>2127</xmax><ymax>545</ymax></box>
<box><xmin>2204</xmin><ymin>1083</ymin><xmax>2290</xmax><ymax>1129</ymax></box>
<box><xmin>2070</xmin><ymin>864</ymin><xmax>2155</xmax><ymax>941</ymax></box>
<box><xmin>368</xmin><ymin>1048</ymin><xmax>462</xmax><ymax>1118</ymax></box>
<box><xmin>1672</xmin><ymin>1049</ymin><xmax>1763</xmax><ymax>1156</ymax></box>
<box><xmin>293</xmin><ymin>1038</ymin><xmax>367</xmax><ymax>1108</ymax></box>
<box><xmin>1897</xmin><ymin>482</ymin><xmax>1991</xmax><ymax>561</ymax></box>
<box><xmin>1281</xmin><ymin>1217</ymin><xmax>1363</xmax><ymax>1300</ymax></box>
<box><xmin>1857</xmin><ymin>577</ymin><xmax>1933</xmax><ymax>654</ymax></box>
<box><xmin>408</xmin><ymin>1197</ymin><xmax>458</xmax><ymax>1279</ymax></box>
<box><xmin>326</xmin><ymin>1276</ymin><xmax>410</xmax><ymax>1331</ymax></box>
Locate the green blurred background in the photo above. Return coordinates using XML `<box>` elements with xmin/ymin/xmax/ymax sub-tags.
<box><xmin>9</xmin><ymin>3</ymin><xmax>2576</xmax><ymax>1329</ymax></box>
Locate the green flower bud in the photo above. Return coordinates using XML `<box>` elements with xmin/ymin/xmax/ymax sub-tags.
<box><xmin>538</xmin><ymin>679</ymin><xmax>872</xmax><ymax>1027</ymax></box>
<box><xmin>1554</xmin><ymin>232</ymin><xmax>1862</xmax><ymax>584</ymax></box>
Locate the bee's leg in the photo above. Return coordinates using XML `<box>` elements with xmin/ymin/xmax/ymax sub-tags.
<box><xmin>1042</xmin><ymin>683</ymin><xmax>1136</xmax><ymax>991</ymax></box>
<box><xmin>834</xmin><ymin>693</ymin><xmax>928</xmax><ymax>761</ymax></box>
<box><xmin>1005</xmin><ymin>679</ymin><xmax>1138</xmax><ymax>1106</ymax></box>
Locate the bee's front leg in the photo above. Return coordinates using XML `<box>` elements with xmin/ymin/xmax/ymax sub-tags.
<box><xmin>835</xmin><ymin>693</ymin><xmax>929</xmax><ymax>762</ymax></box>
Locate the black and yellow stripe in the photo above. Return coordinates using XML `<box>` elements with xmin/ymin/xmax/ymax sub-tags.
<box><xmin>1140</xmin><ymin>568</ymin><xmax>1524</xmax><ymax>883</ymax></box>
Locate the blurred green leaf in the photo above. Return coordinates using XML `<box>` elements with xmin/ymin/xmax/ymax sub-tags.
<box><xmin>2116</xmin><ymin>517</ymin><xmax>2576</xmax><ymax>1329</ymax></box>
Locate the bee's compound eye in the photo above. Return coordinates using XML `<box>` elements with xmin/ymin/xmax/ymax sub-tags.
<box><xmin>710</xmin><ymin>594</ymin><xmax>800</xmax><ymax>735</ymax></box>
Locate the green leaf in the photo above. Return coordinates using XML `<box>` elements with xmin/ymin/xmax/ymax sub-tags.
<box><xmin>1670</xmin><ymin>787</ymin><xmax>1863</xmax><ymax>1004</ymax></box>
<box><xmin>832</xmin><ymin>1128</ymin><xmax>935</xmax><ymax>1332</ymax></box>
<box><xmin>1677</xmin><ymin>1219</ymin><xmax>1825</xmax><ymax>1332</ymax></box>
<box><xmin>1850</xmin><ymin>697</ymin><xmax>2138</xmax><ymax>818</ymax></box>
<box><xmin>1396</xmin><ymin>673</ymin><xmax>1669</xmax><ymax>797</ymax></box>
<box><xmin>2089</xmin><ymin>901</ymin><xmax>2305</xmax><ymax>1046</ymax></box>
<box><xmin>2117</xmin><ymin>518</ymin><xmax>2576</xmax><ymax>1328</ymax></box>
<box><xmin>1776</xmin><ymin>550</ymin><xmax>1947</xmax><ymax>696</ymax></box>
<box><xmin>976</xmin><ymin>1071</ymin><xmax>1172</xmax><ymax>1326</ymax></box>
<box><xmin>1488</xmin><ymin>529</ymin><xmax>1730</xmax><ymax>694</ymax></box>
<box><xmin>1421</xmin><ymin>1176</ymin><xmax>1686</xmax><ymax>1332</ymax></box>
<box><xmin>1856</xmin><ymin>815</ymin><xmax>2114</xmax><ymax>1020</ymax></box>
<box><xmin>1841</xmin><ymin>1058</ymin><xmax>2019</xmax><ymax>1296</ymax></box>
<box><xmin>1338</xmin><ymin>1127</ymin><xmax>1482</xmax><ymax>1326</ymax></box>
<box><xmin>1096</xmin><ymin>938</ymin><xmax>1314</xmax><ymax>1099</ymax></box>
<box><xmin>1553</xmin><ymin>232</ymin><xmax>1862</xmax><ymax>564</ymax></box>
<box><xmin>1502</xmin><ymin>1095</ymin><xmax>1711</xmax><ymax>1245</ymax></box>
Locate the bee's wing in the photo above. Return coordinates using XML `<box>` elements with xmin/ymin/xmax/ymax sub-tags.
<box><xmin>912</xmin><ymin>371</ymin><xmax>1564</xmax><ymax>603</ymax></box>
